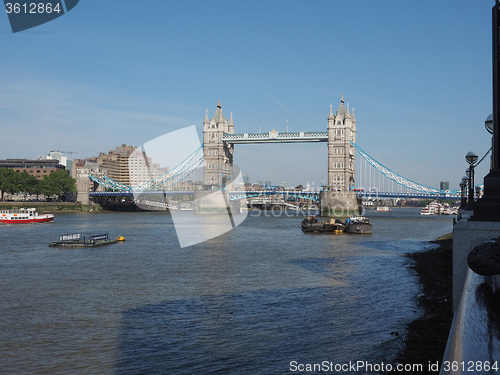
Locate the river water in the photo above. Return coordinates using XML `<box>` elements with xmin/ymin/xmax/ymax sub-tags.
<box><xmin>0</xmin><ymin>207</ymin><xmax>452</xmax><ymax>374</ymax></box>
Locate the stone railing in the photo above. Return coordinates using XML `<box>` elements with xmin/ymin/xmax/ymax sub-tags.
<box><xmin>441</xmin><ymin>236</ymin><xmax>500</xmax><ymax>374</ymax></box>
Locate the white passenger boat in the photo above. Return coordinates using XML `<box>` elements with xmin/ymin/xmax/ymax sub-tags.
<box><xmin>0</xmin><ymin>208</ymin><xmax>54</xmax><ymax>224</ymax></box>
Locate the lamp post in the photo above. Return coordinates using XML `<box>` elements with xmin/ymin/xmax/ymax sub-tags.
<box><xmin>470</xmin><ymin>1</ymin><xmax>500</xmax><ymax>221</ymax></box>
<box><xmin>465</xmin><ymin>152</ymin><xmax>478</xmax><ymax>210</ymax></box>
<box><xmin>486</xmin><ymin>113</ymin><xmax>494</xmax><ymax>170</ymax></box>
<box><xmin>465</xmin><ymin>169</ymin><xmax>470</xmax><ymax>204</ymax></box>
<box><xmin>460</xmin><ymin>176</ymin><xmax>468</xmax><ymax>208</ymax></box>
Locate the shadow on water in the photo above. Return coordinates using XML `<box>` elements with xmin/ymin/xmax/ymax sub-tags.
<box><xmin>356</xmin><ymin>240</ymin><xmax>439</xmax><ymax>255</ymax></box>
<box><xmin>115</xmin><ymin>253</ymin><xmax>416</xmax><ymax>375</ymax></box>
<box><xmin>116</xmin><ymin>286</ymin><xmax>401</xmax><ymax>375</ymax></box>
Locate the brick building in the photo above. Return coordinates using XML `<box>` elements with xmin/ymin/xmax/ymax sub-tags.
<box><xmin>0</xmin><ymin>159</ymin><xmax>66</xmax><ymax>180</ymax></box>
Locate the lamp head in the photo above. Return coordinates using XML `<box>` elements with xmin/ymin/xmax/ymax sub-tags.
<box><xmin>466</xmin><ymin>151</ymin><xmax>478</xmax><ymax>165</ymax></box>
<box><xmin>485</xmin><ymin>113</ymin><xmax>493</xmax><ymax>134</ymax></box>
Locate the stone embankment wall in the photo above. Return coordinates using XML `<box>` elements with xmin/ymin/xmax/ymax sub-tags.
<box><xmin>0</xmin><ymin>202</ymin><xmax>103</xmax><ymax>213</ymax></box>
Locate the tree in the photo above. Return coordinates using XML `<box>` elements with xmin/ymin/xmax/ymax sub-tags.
<box><xmin>0</xmin><ymin>168</ymin><xmax>21</xmax><ymax>200</ymax></box>
<box><xmin>30</xmin><ymin>179</ymin><xmax>43</xmax><ymax>200</ymax></box>
<box><xmin>18</xmin><ymin>171</ymin><xmax>39</xmax><ymax>200</ymax></box>
<box><xmin>41</xmin><ymin>170</ymin><xmax>76</xmax><ymax>201</ymax></box>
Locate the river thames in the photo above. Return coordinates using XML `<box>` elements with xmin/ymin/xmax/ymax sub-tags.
<box><xmin>0</xmin><ymin>207</ymin><xmax>452</xmax><ymax>374</ymax></box>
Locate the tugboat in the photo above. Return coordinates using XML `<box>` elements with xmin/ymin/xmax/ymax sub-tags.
<box><xmin>0</xmin><ymin>208</ymin><xmax>54</xmax><ymax>224</ymax></box>
<box><xmin>344</xmin><ymin>215</ymin><xmax>373</xmax><ymax>234</ymax></box>
<box><xmin>301</xmin><ymin>216</ymin><xmax>345</xmax><ymax>234</ymax></box>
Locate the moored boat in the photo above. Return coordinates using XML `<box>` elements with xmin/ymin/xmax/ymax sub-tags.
<box><xmin>49</xmin><ymin>233</ymin><xmax>118</xmax><ymax>248</ymax></box>
<box><xmin>420</xmin><ymin>200</ymin><xmax>459</xmax><ymax>215</ymax></box>
<box><xmin>0</xmin><ymin>208</ymin><xmax>54</xmax><ymax>224</ymax></box>
<box><xmin>301</xmin><ymin>216</ymin><xmax>345</xmax><ymax>234</ymax></box>
<box><xmin>344</xmin><ymin>215</ymin><xmax>373</xmax><ymax>234</ymax></box>
<box><xmin>376</xmin><ymin>206</ymin><xmax>392</xmax><ymax>212</ymax></box>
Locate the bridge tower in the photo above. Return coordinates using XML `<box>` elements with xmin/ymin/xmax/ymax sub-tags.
<box><xmin>202</xmin><ymin>101</ymin><xmax>234</xmax><ymax>188</ymax></box>
<box><xmin>321</xmin><ymin>96</ymin><xmax>360</xmax><ymax>216</ymax></box>
<box><xmin>327</xmin><ymin>96</ymin><xmax>356</xmax><ymax>191</ymax></box>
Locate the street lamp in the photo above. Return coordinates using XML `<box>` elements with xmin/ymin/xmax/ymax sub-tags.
<box><xmin>486</xmin><ymin>113</ymin><xmax>493</xmax><ymax>134</ymax></box>
<box><xmin>466</xmin><ymin>151</ymin><xmax>478</xmax><ymax>165</ymax></box>
<box><xmin>470</xmin><ymin>1</ymin><xmax>500</xmax><ymax>221</ymax></box>
<box><xmin>465</xmin><ymin>152</ymin><xmax>478</xmax><ymax>209</ymax></box>
<box><xmin>461</xmin><ymin>176</ymin><xmax>468</xmax><ymax>208</ymax></box>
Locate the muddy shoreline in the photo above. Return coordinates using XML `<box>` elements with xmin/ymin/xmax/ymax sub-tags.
<box><xmin>394</xmin><ymin>234</ymin><xmax>454</xmax><ymax>374</ymax></box>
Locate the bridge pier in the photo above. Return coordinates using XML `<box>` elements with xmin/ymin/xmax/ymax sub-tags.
<box><xmin>194</xmin><ymin>190</ymin><xmax>242</xmax><ymax>215</ymax></box>
<box><xmin>319</xmin><ymin>190</ymin><xmax>360</xmax><ymax>217</ymax></box>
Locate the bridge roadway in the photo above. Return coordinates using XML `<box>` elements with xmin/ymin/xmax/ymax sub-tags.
<box><xmin>89</xmin><ymin>189</ymin><xmax>460</xmax><ymax>200</ymax></box>
<box><xmin>222</xmin><ymin>131</ymin><xmax>328</xmax><ymax>143</ymax></box>
<box><xmin>357</xmin><ymin>191</ymin><xmax>460</xmax><ymax>199</ymax></box>
<box><xmin>88</xmin><ymin>189</ymin><xmax>320</xmax><ymax>201</ymax></box>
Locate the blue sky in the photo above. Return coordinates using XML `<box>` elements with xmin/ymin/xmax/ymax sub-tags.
<box><xmin>0</xmin><ymin>0</ymin><xmax>494</xmax><ymax>189</ymax></box>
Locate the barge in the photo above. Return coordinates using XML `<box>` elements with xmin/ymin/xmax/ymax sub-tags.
<box><xmin>301</xmin><ymin>215</ymin><xmax>373</xmax><ymax>234</ymax></box>
<box><xmin>344</xmin><ymin>216</ymin><xmax>373</xmax><ymax>234</ymax></box>
<box><xmin>301</xmin><ymin>216</ymin><xmax>345</xmax><ymax>234</ymax></box>
<box><xmin>49</xmin><ymin>233</ymin><xmax>118</xmax><ymax>248</ymax></box>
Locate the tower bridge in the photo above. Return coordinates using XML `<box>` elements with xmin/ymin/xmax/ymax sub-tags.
<box><xmin>200</xmin><ymin>97</ymin><xmax>358</xmax><ymax>215</ymax></box>
<box><xmin>86</xmin><ymin>96</ymin><xmax>460</xmax><ymax>214</ymax></box>
<box><xmin>203</xmin><ymin>98</ymin><xmax>355</xmax><ymax>194</ymax></box>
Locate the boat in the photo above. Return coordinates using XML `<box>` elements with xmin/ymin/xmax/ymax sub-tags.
<box><xmin>420</xmin><ymin>200</ymin><xmax>459</xmax><ymax>215</ymax></box>
<box><xmin>49</xmin><ymin>233</ymin><xmax>118</xmax><ymax>248</ymax></box>
<box><xmin>0</xmin><ymin>208</ymin><xmax>54</xmax><ymax>224</ymax></box>
<box><xmin>420</xmin><ymin>207</ymin><xmax>432</xmax><ymax>215</ymax></box>
<box><xmin>344</xmin><ymin>216</ymin><xmax>373</xmax><ymax>234</ymax></box>
<box><xmin>420</xmin><ymin>200</ymin><xmax>440</xmax><ymax>215</ymax></box>
<box><xmin>301</xmin><ymin>216</ymin><xmax>345</xmax><ymax>234</ymax></box>
<box><xmin>376</xmin><ymin>206</ymin><xmax>392</xmax><ymax>212</ymax></box>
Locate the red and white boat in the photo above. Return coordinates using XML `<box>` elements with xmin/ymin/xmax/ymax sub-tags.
<box><xmin>0</xmin><ymin>208</ymin><xmax>54</xmax><ymax>224</ymax></box>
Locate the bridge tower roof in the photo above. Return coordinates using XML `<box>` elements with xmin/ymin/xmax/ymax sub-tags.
<box><xmin>328</xmin><ymin>103</ymin><xmax>334</xmax><ymax>120</ymax></box>
<box><xmin>204</xmin><ymin>108</ymin><xmax>209</xmax><ymax>125</ymax></box>
<box><xmin>336</xmin><ymin>96</ymin><xmax>347</xmax><ymax>118</ymax></box>
<box><xmin>212</xmin><ymin>100</ymin><xmax>225</xmax><ymax>123</ymax></box>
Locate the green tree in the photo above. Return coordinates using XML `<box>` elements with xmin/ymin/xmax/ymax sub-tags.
<box><xmin>18</xmin><ymin>171</ymin><xmax>39</xmax><ymax>200</ymax></box>
<box><xmin>30</xmin><ymin>178</ymin><xmax>43</xmax><ymax>200</ymax></box>
<box><xmin>41</xmin><ymin>170</ymin><xmax>76</xmax><ymax>201</ymax></box>
<box><xmin>0</xmin><ymin>168</ymin><xmax>21</xmax><ymax>200</ymax></box>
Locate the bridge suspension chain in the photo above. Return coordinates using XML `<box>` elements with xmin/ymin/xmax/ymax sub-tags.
<box><xmin>134</xmin><ymin>144</ymin><xmax>204</xmax><ymax>191</ymax></box>
<box><xmin>89</xmin><ymin>144</ymin><xmax>204</xmax><ymax>192</ymax></box>
<box><xmin>351</xmin><ymin>141</ymin><xmax>441</xmax><ymax>193</ymax></box>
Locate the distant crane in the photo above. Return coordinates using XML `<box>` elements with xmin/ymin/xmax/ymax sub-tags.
<box><xmin>50</xmin><ymin>150</ymin><xmax>78</xmax><ymax>155</ymax></box>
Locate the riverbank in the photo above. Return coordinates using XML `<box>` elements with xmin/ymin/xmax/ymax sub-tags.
<box><xmin>394</xmin><ymin>233</ymin><xmax>453</xmax><ymax>374</ymax></box>
<box><xmin>0</xmin><ymin>202</ymin><xmax>103</xmax><ymax>213</ymax></box>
